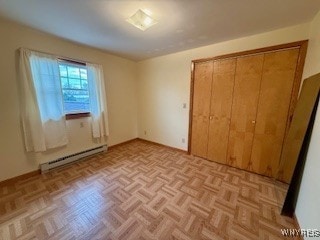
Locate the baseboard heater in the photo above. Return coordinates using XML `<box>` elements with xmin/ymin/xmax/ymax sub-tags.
<box><xmin>40</xmin><ymin>145</ymin><xmax>107</xmax><ymax>172</ymax></box>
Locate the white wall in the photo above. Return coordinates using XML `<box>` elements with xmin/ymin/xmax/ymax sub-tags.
<box><xmin>295</xmin><ymin>10</ymin><xmax>320</xmax><ymax>237</ymax></box>
<box><xmin>0</xmin><ymin>18</ymin><xmax>138</xmax><ymax>181</ymax></box>
<box><xmin>137</xmin><ymin>23</ymin><xmax>310</xmax><ymax>150</ymax></box>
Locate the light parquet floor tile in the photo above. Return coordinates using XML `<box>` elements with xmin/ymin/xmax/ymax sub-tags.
<box><xmin>0</xmin><ymin>140</ymin><xmax>298</xmax><ymax>240</ymax></box>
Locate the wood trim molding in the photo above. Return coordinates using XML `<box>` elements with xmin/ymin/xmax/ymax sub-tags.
<box><xmin>188</xmin><ymin>62</ymin><xmax>195</xmax><ymax>154</ymax></box>
<box><xmin>192</xmin><ymin>40</ymin><xmax>308</xmax><ymax>63</ymax></box>
<box><xmin>137</xmin><ymin>138</ymin><xmax>188</xmax><ymax>153</ymax></box>
<box><xmin>108</xmin><ymin>138</ymin><xmax>187</xmax><ymax>153</ymax></box>
<box><xmin>278</xmin><ymin>40</ymin><xmax>309</xmax><ymax>179</ymax></box>
<box><xmin>0</xmin><ymin>169</ymin><xmax>41</xmax><ymax>187</ymax></box>
<box><xmin>108</xmin><ymin>138</ymin><xmax>139</xmax><ymax>150</ymax></box>
<box><xmin>188</xmin><ymin>40</ymin><xmax>309</xmax><ymax>154</ymax></box>
<box><xmin>284</xmin><ymin>41</ymin><xmax>308</xmax><ymax>137</ymax></box>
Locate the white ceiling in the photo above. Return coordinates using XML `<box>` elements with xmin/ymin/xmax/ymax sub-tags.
<box><xmin>0</xmin><ymin>0</ymin><xmax>319</xmax><ymax>61</ymax></box>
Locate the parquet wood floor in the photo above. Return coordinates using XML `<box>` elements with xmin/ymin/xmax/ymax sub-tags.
<box><xmin>0</xmin><ymin>140</ymin><xmax>299</xmax><ymax>240</ymax></box>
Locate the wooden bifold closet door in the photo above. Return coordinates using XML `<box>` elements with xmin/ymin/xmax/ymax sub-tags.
<box><xmin>191</xmin><ymin>61</ymin><xmax>213</xmax><ymax>158</ymax></box>
<box><xmin>250</xmin><ymin>49</ymin><xmax>300</xmax><ymax>177</ymax></box>
<box><xmin>227</xmin><ymin>54</ymin><xmax>264</xmax><ymax>171</ymax></box>
<box><xmin>207</xmin><ymin>59</ymin><xmax>236</xmax><ymax>164</ymax></box>
<box><xmin>190</xmin><ymin>41</ymin><xmax>307</xmax><ymax>182</ymax></box>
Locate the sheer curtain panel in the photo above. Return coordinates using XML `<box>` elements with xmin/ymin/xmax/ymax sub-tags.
<box><xmin>87</xmin><ymin>63</ymin><xmax>109</xmax><ymax>139</ymax></box>
<box><xmin>19</xmin><ymin>49</ymin><xmax>68</xmax><ymax>152</ymax></box>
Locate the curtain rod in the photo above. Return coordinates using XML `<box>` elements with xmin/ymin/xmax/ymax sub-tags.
<box><xmin>19</xmin><ymin>47</ymin><xmax>99</xmax><ymax>66</ymax></box>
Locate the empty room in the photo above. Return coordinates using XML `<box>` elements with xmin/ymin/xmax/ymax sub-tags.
<box><xmin>1</xmin><ymin>0</ymin><xmax>320</xmax><ymax>239</ymax></box>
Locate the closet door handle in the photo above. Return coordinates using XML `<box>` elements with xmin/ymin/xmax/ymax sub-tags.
<box><xmin>209</xmin><ymin>116</ymin><xmax>213</xmax><ymax>120</ymax></box>
<box><xmin>252</xmin><ymin>120</ymin><xmax>256</xmax><ymax>124</ymax></box>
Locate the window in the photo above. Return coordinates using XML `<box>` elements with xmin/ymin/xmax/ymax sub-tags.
<box><xmin>20</xmin><ymin>48</ymin><xmax>109</xmax><ymax>152</ymax></box>
<box><xmin>59</xmin><ymin>62</ymin><xmax>90</xmax><ymax>114</ymax></box>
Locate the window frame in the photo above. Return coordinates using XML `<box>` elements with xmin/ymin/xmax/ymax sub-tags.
<box><xmin>58</xmin><ymin>59</ymin><xmax>91</xmax><ymax>120</ymax></box>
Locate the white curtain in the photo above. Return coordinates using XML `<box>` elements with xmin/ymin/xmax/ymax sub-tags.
<box><xmin>87</xmin><ymin>63</ymin><xmax>109</xmax><ymax>139</ymax></box>
<box><xmin>19</xmin><ymin>49</ymin><xmax>68</xmax><ymax>152</ymax></box>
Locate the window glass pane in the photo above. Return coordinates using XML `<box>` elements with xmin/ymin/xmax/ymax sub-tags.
<box><xmin>62</xmin><ymin>89</ymin><xmax>90</xmax><ymax>113</ymax></box>
<box><xmin>61</xmin><ymin>77</ymin><xmax>69</xmax><ymax>88</ymax></box>
<box><xmin>59</xmin><ymin>63</ymin><xmax>91</xmax><ymax>114</ymax></box>
<box><xmin>81</xmin><ymin>80</ymin><xmax>88</xmax><ymax>90</ymax></box>
<box><xmin>68</xmin><ymin>78</ymin><xmax>81</xmax><ymax>89</ymax></box>
<box><xmin>63</xmin><ymin>102</ymin><xmax>90</xmax><ymax>113</ymax></box>
<box><xmin>62</xmin><ymin>89</ymin><xmax>89</xmax><ymax>101</ymax></box>
<box><xmin>59</xmin><ymin>65</ymin><xmax>67</xmax><ymax>77</ymax></box>
<box><xmin>67</xmin><ymin>66</ymin><xmax>80</xmax><ymax>78</ymax></box>
<box><xmin>80</xmin><ymin>69</ymin><xmax>87</xmax><ymax>79</ymax></box>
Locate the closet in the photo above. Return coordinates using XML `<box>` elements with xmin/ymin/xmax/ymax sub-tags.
<box><xmin>189</xmin><ymin>41</ymin><xmax>308</xmax><ymax>182</ymax></box>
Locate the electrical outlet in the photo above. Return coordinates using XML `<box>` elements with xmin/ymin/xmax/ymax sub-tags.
<box><xmin>80</xmin><ymin>122</ymin><xmax>84</xmax><ymax>128</ymax></box>
<box><xmin>144</xmin><ymin>130</ymin><xmax>147</xmax><ymax>135</ymax></box>
<box><xmin>183</xmin><ymin>103</ymin><xmax>187</xmax><ymax>109</ymax></box>
<box><xmin>182</xmin><ymin>138</ymin><xmax>185</xmax><ymax>143</ymax></box>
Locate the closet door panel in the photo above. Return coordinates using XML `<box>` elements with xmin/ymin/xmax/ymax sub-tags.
<box><xmin>207</xmin><ymin>59</ymin><xmax>236</xmax><ymax>164</ymax></box>
<box><xmin>191</xmin><ymin>61</ymin><xmax>213</xmax><ymax>158</ymax></box>
<box><xmin>251</xmin><ymin>49</ymin><xmax>299</xmax><ymax>177</ymax></box>
<box><xmin>191</xmin><ymin>115</ymin><xmax>210</xmax><ymax>158</ymax></box>
<box><xmin>227</xmin><ymin>55</ymin><xmax>264</xmax><ymax>171</ymax></box>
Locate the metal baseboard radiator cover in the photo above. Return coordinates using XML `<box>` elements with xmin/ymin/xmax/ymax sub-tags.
<box><xmin>40</xmin><ymin>145</ymin><xmax>107</xmax><ymax>172</ymax></box>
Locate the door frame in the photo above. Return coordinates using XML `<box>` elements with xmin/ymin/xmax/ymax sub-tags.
<box><xmin>188</xmin><ymin>40</ymin><xmax>309</xmax><ymax>154</ymax></box>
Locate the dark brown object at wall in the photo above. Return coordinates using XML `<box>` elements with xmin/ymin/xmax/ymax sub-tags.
<box><xmin>278</xmin><ymin>73</ymin><xmax>320</xmax><ymax>183</ymax></box>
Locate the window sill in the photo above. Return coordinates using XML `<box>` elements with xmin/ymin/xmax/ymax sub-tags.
<box><xmin>65</xmin><ymin>112</ymin><xmax>91</xmax><ymax>120</ymax></box>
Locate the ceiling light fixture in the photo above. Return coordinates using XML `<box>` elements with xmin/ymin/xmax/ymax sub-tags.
<box><xmin>126</xmin><ymin>9</ymin><xmax>157</xmax><ymax>31</ymax></box>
